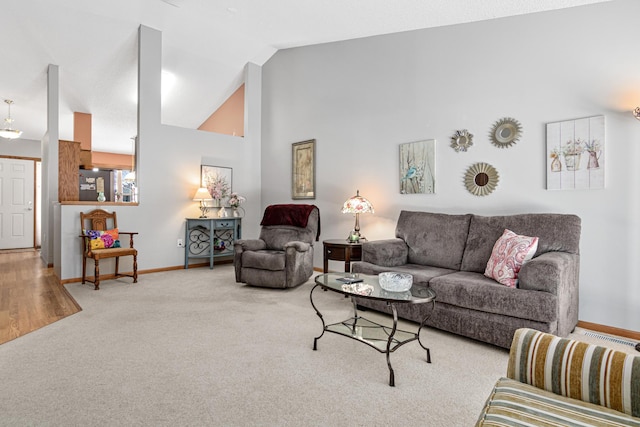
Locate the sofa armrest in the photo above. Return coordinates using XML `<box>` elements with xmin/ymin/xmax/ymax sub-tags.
<box><xmin>508</xmin><ymin>328</ymin><xmax>640</xmax><ymax>418</ymax></box>
<box><xmin>518</xmin><ymin>252</ymin><xmax>578</xmax><ymax>294</ymax></box>
<box><xmin>518</xmin><ymin>251</ymin><xmax>580</xmax><ymax>337</ymax></box>
<box><xmin>361</xmin><ymin>238</ymin><xmax>408</xmax><ymax>267</ymax></box>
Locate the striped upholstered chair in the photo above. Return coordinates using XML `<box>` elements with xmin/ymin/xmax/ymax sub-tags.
<box><xmin>477</xmin><ymin>328</ymin><xmax>640</xmax><ymax>426</ymax></box>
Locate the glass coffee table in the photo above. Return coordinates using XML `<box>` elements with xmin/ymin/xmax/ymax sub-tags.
<box><xmin>310</xmin><ymin>272</ymin><xmax>436</xmax><ymax>386</ymax></box>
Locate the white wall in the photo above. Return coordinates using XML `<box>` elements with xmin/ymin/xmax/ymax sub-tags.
<box><xmin>0</xmin><ymin>138</ymin><xmax>41</xmax><ymax>158</ymax></box>
<box><xmin>261</xmin><ymin>0</ymin><xmax>640</xmax><ymax>331</ymax></box>
<box><xmin>56</xmin><ymin>26</ymin><xmax>263</xmax><ymax>280</ymax></box>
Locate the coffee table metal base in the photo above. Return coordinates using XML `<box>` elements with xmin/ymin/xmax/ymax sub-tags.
<box><xmin>310</xmin><ymin>283</ymin><xmax>434</xmax><ymax>386</ymax></box>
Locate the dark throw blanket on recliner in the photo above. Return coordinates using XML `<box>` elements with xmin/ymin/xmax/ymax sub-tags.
<box><xmin>260</xmin><ymin>204</ymin><xmax>321</xmax><ymax>241</ymax></box>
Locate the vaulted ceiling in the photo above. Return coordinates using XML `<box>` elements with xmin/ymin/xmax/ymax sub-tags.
<box><xmin>0</xmin><ymin>0</ymin><xmax>610</xmax><ymax>154</ymax></box>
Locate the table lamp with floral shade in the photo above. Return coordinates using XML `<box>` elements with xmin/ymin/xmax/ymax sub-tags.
<box><xmin>341</xmin><ymin>190</ymin><xmax>374</xmax><ymax>242</ymax></box>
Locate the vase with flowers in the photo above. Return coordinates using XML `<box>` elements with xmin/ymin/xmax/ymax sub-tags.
<box><xmin>562</xmin><ymin>139</ymin><xmax>585</xmax><ymax>171</ymax></box>
<box><xmin>584</xmin><ymin>139</ymin><xmax>601</xmax><ymax>169</ymax></box>
<box><xmin>549</xmin><ymin>148</ymin><xmax>562</xmax><ymax>172</ymax></box>
<box><xmin>228</xmin><ymin>192</ymin><xmax>246</xmax><ymax>217</ymax></box>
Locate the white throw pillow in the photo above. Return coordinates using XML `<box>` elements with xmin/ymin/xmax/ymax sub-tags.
<box><xmin>484</xmin><ymin>229</ymin><xmax>539</xmax><ymax>288</ymax></box>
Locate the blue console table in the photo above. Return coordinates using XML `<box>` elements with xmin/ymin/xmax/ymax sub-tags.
<box><xmin>184</xmin><ymin>217</ymin><xmax>242</xmax><ymax>269</ymax></box>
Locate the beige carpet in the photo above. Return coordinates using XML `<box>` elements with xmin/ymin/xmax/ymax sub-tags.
<box><xmin>0</xmin><ymin>266</ymin><xmax>634</xmax><ymax>426</ymax></box>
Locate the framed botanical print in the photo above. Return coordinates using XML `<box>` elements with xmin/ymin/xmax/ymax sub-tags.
<box><xmin>291</xmin><ymin>139</ymin><xmax>316</xmax><ymax>199</ymax></box>
<box><xmin>201</xmin><ymin>165</ymin><xmax>232</xmax><ymax>205</ymax></box>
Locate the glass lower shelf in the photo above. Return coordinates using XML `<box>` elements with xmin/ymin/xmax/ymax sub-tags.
<box><xmin>324</xmin><ymin>316</ymin><xmax>417</xmax><ymax>353</ymax></box>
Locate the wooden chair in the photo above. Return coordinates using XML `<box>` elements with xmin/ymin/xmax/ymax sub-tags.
<box><xmin>80</xmin><ymin>209</ymin><xmax>138</xmax><ymax>290</ymax></box>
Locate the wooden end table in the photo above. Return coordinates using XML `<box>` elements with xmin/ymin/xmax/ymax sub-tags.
<box><xmin>323</xmin><ymin>239</ymin><xmax>362</xmax><ymax>273</ymax></box>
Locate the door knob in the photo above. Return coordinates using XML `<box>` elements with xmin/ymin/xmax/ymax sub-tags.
<box><xmin>27</xmin><ymin>201</ymin><xmax>33</xmax><ymax>211</ymax></box>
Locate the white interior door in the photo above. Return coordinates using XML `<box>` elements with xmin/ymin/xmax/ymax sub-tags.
<box><xmin>0</xmin><ymin>158</ymin><xmax>35</xmax><ymax>249</ymax></box>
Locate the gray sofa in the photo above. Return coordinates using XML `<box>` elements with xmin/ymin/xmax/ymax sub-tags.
<box><xmin>351</xmin><ymin>211</ymin><xmax>581</xmax><ymax>348</ymax></box>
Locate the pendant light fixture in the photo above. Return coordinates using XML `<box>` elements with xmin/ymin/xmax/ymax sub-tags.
<box><xmin>0</xmin><ymin>99</ymin><xmax>23</xmax><ymax>139</ymax></box>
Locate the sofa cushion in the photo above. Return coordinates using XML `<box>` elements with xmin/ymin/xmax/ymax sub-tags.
<box><xmin>242</xmin><ymin>250</ymin><xmax>285</xmax><ymax>271</ymax></box>
<box><xmin>476</xmin><ymin>377</ymin><xmax>640</xmax><ymax>426</ymax></box>
<box><xmin>360</xmin><ymin>238</ymin><xmax>409</xmax><ymax>267</ymax></box>
<box><xmin>484</xmin><ymin>229</ymin><xmax>538</xmax><ymax>288</ymax></box>
<box><xmin>395</xmin><ymin>211</ymin><xmax>471</xmax><ymax>270</ymax></box>
<box><xmin>428</xmin><ymin>271</ymin><xmax>557</xmax><ymax>323</ymax></box>
<box><xmin>351</xmin><ymin>261</ymin><xmax>456</xmax><ymax>283</ymax></box>
<box><xmin>461</xmin><ymin>213</ymin><xmax>581</xmax><ymax>273</ymax></box>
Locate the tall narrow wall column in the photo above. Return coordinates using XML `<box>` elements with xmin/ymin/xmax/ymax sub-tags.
<box><xmin>42</xmin><ymin>64</ymin><xmax>59</xmax><ymax>268</ymax></box>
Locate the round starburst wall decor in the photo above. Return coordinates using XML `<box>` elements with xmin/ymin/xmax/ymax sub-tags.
<box><xmin>450</xmin><ymin>129</ymin><xmax>473</xmax><ymax>152</ymax></box>
<box><xmin>490</xmin><ymin>117</ymin><xmax>522</xmax><ymax>148</ymax></box>
<box><xmin>464</xmin><ymin>162</ymin><xmax>499</xmax><ymax>196</ymax></box>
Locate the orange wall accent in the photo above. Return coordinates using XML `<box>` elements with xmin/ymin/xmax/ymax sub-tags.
<box><xmin>73</xmin><ymin>112</ymin><xmax>92</xmax><ymax>151</ymax></box>
<box><xmin>198</xmin><ymin>84</ymin><xmax>244</xmax><ymax>137</ymax></box>
<box><xmin>91</xmin><ymin>151</ymin><xmax>134</xmax><ymax>169</ymax></box>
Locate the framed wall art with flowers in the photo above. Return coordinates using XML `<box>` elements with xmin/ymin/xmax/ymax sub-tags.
<box><xmin>201</xmin><ymin>165</ymin><xmax>232</xmax><ymax>206</ymax></box>
<box><xmin>546</xmin><ymin>115</ymin><xmax>604</xmax><ymax>190</ymax></box>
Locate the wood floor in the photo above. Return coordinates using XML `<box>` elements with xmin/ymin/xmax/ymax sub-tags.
<box><xmin>0</xmin><ymin>249</ymin><xmax>81</xmax><ymax>345</ymax></box>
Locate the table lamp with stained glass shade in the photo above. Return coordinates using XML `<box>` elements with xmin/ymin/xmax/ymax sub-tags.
<box><xmin>341</xmin><ymin>190</ymin><xmax>374</xmax><ymax>242</ymax></box>
<box><xmin>193</xmin><ymin>187</ymin><xmax>213</xmax><ymax>218</ymax></box>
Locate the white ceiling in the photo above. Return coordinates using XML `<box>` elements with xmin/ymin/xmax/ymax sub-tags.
<box><xmin>0</xmin><ymin>0</ymin><xmax>610</xmax><ymax>154</ymax></box>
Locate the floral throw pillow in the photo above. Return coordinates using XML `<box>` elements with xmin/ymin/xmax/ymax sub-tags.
<box><xmin>484</xmin><ymin>229</ymin><xmax>539</xmax><ymax>288</ymax></box>
<box><xmin>84</xmin><ymin>228</ymin><xmax>121</xmax><ymax>250</ymax></box>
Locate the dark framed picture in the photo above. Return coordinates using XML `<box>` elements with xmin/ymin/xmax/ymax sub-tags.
<box><xmin>291</xmin><ymin>139</ymin><xmax>315</xmax><ymax>199</ymax></box>
<box><xmin>201</xmin><ymin>165</ymin><xmax>232</xmax><ymax>205</ymax></box>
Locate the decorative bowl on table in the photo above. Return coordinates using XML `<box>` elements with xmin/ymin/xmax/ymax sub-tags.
<box><xmin>378</xmin><ymin>272</ymin><xmax>413</xmax><ymax>292</ymax></box>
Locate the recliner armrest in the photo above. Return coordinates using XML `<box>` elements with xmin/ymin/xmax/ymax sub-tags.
<box><xmin>283</xmin><ymin>241</ymin><xmax>310</xmax><ymax>252</ymax></box>
<box><xmin>362</xmin><ymin>238</ymin><xmax>408</xmax><ymax>267</ymax></box>
<box><xmin>234</xmin><ymin>239</ymin><xmax>267</xmax><ymax>252</ymax></box>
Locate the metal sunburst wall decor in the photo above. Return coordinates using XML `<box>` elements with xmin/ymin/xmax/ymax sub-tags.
<box><xmin>464</xmin><ymin>162</ymin><xmax>499</xmax><ymax>196</ymax></box>
<box><xmin>450</xmin><ymin>129</ymin><xmax>473</xmax><ymax>152</ymax></box>
<box><xmin>490</xmin><ymin>117</ymin><xmax>522</xmax><ymax>148</ymax></box>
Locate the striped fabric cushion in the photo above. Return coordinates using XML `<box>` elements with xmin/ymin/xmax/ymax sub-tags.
<box><xmin>477</xmin><ymin>377</ymin><xmax>640</xmax><ymax>426</ymax></box>
<box><xmin>507</xmin><ymin>328</ymin><xmax>640</xmax><ymax>418</ymax></box>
